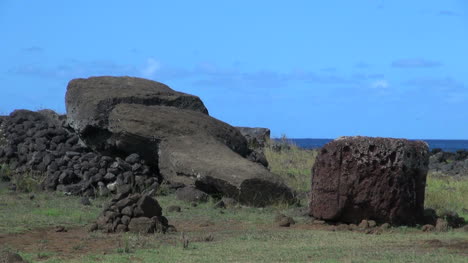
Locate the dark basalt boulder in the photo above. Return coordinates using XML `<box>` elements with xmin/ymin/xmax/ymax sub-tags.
<box><xmin>175</xmin><ymin>186</ymin><xmax>209</xmax><ymax>203</ymax></box>
<box><xmin>309</xmin><ymin>136</ymin><xmax>429</xmax><ymax>225</ymax></box>
<box><xmin>65</xmin><ymin>76</ymin><xmax>294</xmax><ymax>206</ymax></box>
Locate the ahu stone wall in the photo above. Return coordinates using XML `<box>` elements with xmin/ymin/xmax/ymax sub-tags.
<box><xmin>0</xmin><ymin>110</ymin><xmax>160</xmax><ymax>196</ymax></box>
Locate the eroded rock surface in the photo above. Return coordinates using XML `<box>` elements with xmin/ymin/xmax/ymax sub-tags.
<box><xmin>65</xmin><ymin>76</ymin><xmax>294</xmax><ymax>206</ymax></box>
<box><xmin>236</xmin><ymin>126</ymin><xmax>270</xmax><ymax>167</ymax></box>
<box><xmin>309</xmin><ymin>136</ymin><xmax>429</xmax><ymax>225</ymax></box>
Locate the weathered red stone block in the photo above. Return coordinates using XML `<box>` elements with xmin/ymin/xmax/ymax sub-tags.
<box><xmin>309</xmin><ymin>136</ymin><xmax>429</xmax><ymax>225</ymax></box>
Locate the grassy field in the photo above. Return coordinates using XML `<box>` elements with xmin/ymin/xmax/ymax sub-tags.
<box><xmin>425</xmin><ymin>173</ymin><xmax>468</xmax><ymax>219</ymax></box>
<box><xmin>264</xmin><ymin>139</ymin><xmax>318</xmax><ymax>193</ymax></box>
<box><xmin>1</xmin><ymin>190</ymin><xmax>467</xmax><ymax>263</ymax></box>
<box><xmin>0</xmin><ymin>142</ymin><xmax>467</xmax><ymax>262</ymax></box>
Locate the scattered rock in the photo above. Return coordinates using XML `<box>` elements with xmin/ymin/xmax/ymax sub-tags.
<box><xmin>213</xmin><ymin>200</ymin><xmax>226</xmax><ymax>209</ymax></box>
<box><xmin>310</xmin><ymin>136</ymin><xmax>429</xmax><ymax>225</ymax></box>
<box><xmin>199</xmin><ymin>221</ymin><xmax>214</xmax><ymax>227</ymax></box>
<box><xmin>439</xmin><ymin>211</ymin><xmax>466</xmax><ymax>228</ymax></box>
<box><xmin>359</xmin><ymin>220</ymin><xmax>370</xmax><ymax>229</ymax></box>
<box><xmin>167</xmin><ymin>205</ymin><xmax>182</xmax><ymax>213</ymax></box>
<box><xmin>176</xmin><ymin>187</ymin><xmax>209</xmax><ymax>203</ymax></box>
<box><xmin>422</xmin><ymin>224</ymin><xmax>435</xmax><ymax>232</ymax></box>
<box><xmin>202</xmin><ymin>234</ymin><xmax>214</xmax><ymax>242</ymax></box>
<box><xmin>55</xmin><ymin>226</ymin><xmax>67</xmax><ymax>232</ymax></box>
<box><xmin>0</xmin><ymin>251</ymin><xmax>28</xmax><ymax>263</ymax></box>
<box><xmin>275</xmin><ymin>213</ymin><xmax>295</xmax><ymax>227</ymax></box>
<box><xmin>80</xmin><ymin>197</ymin><xmax>91</xmax><ymax>206</ymax></box>
<box><xmin>221</xmin><ymin>197</ymin><xmax>238</xmax><ymax>207</ymax></box>
<box><xmin>335</xmin><ymin>224</ymin><xmax>350</xmax><ymax>231</ymax></box>
<box><xmin>435</xmin><ymin>219</ymin><xmax>449</xmax><ymax>232</ymax></box>
<box><xmin>380</xmin><ymin>223</ymin><xmax>391</xmax><ymax>230</ymax></box>
<box><xmin>313</xmin><ymin>220</ymin><xmax>326</xmax><ymax>225</ymax></box>
<box><xmin>167</xmin><ymin>225</ymin><xmax>178</xmax><ymax>233</ymax></box>
<box><xmin>88</xmin><ymin>223</ymin><xmax>98</xmax><ymax>232</ymax></box>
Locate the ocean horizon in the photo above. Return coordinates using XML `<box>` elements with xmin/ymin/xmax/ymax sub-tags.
<box><xmin>276</xmin><ymin>138</ymin><xmax>468</xmax><ymax>152</ymax></box>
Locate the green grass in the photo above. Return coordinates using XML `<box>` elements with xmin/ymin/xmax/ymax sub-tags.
<box><xmin>264</xmin><ymin>139</ymin><xmax>317</xmax><ymax>193</ymax></box>
<box><xmin>0</xmin><ymin>188</ymin><xmax>106</xmax><ymax>233</ymax></box>
<box><xmin>19</xmin><ymin>223</ymin><xmax>468</xmax><ymax>263</ymax></box>
<box><xmin>1</xmin><ymin>188</ymin><xmax>467</xmax><ymax>263</ymax></box>
<box><xmin>1</xmin><ymin>140</ymin><xmax>467</xmax><ymax>262</ymax></box>
<box><xmin>425</xmin><ymin>173</ymin><xmax>468</xmax><ymax>219</ymax></box>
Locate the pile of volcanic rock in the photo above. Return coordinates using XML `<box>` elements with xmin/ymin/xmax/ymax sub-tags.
<box><xmin>429</xmin><ymin>149</ymin><xmax>468</xmax><ymax>177</ymax></box>
<box><xmin>0</xmin><ymin>110</ymin><xmax>159</xmax><ymax>196</ymax></box>
<box><xmin>90</xmin><ymin>192</ymin><xmax>173</xmax><ymax>233</ymax></box>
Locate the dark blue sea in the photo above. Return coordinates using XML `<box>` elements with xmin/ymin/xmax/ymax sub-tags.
<box><xmin>280</xmin><ymin>139</ymin><xmax>468</xmax><ymax>152</ymax></box>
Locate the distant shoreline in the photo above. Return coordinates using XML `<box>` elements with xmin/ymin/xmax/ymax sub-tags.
<box><xmin>273</xmin><ymin>138</ymin><xmax>468</xmax><ymax>152</ymax></box>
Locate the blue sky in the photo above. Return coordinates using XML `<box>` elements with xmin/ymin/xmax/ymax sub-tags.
<box><xmin>0</xmin><ymin>0</ymin><xmax>467</xmax><ymax>139</ymax></box>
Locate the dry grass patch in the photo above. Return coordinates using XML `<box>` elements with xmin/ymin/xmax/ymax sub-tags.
<box><xmin>264</xmin><ymin>138</ymin><xmax>317</xmax><ymax>193</ymax></box>
<box><xmin>425</xmin><ymin>173</ymin><xmax>468</xmax><ymax>219</ymax></box>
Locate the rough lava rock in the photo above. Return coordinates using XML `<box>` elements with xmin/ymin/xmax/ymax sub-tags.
<box><xmin>175</xmin><ymin>186</ymin><xmax>209</xmax><ymax>203</ymax></box>
<box><xmin>65</xmin><ymin>76</ymin><xmax>294</xmax><ymax>206</ymax></box>
<box><xmin>236</xmin><ymin>126</ymin><xmax>270</xmax><ymax>167</ymax></box>
<box><xmin>66</xmin><ymin>76</ymin><xmax>209</xmax><ymax>133</ymax></box>
<box><xmin>92</xmin><ymin>193</ymin><xmax>170</xmax><ymax>233</ymax></box>
<box><xmin>0</xmin><ymin>109</ymin><xmax>158</xmax><ymax>196</ymax></box>
<box><xmin>236</xmin><ymin>127</ymin><xmax>270</xmax><ymax>148</ymax></box>
<box><xmin>429</xmin><ymin>149</ymin><xmax>468</xmax><ymax>176</ymax></box>
<box><xmin>309</xmin><ymin>136</ymin><xmax>429</xmax><ymax>225</ymax></box>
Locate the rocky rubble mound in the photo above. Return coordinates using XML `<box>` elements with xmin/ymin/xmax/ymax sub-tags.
<box><xmin>421</xmin><ymin>209</ymin><xmax>466</xmax><ymax>232</ymax></box>
<box><xmin>0</xmin><ymin>110</ymin><xmax>159</xmax><ymax>196</ymax></box>
<box><xmin>310</xmin><ymin>136</ymin><xmax>430</xmax><ymax>225</ymax></box>
<box><xmin>90</xmin><ymin>193</ymin><xmax>172</xmax><ymax>233</ymax></box>
<box><xmin>429</xmin><ymin>149</ymin><xmax>468</xmax><ymax>176</ymax></box>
